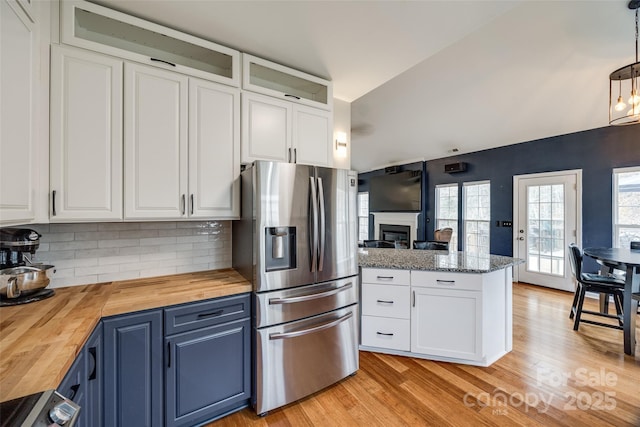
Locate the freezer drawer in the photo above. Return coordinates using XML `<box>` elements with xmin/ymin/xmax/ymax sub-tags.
<box><xmin>255</xmin><ymin>276</ymin><xmax>358</xmax><ymax>328</ymax></box>
<box><xmin>254</xmin><ymin>304</ymin><xmax>359</xmax><ymax>415</ymax></box>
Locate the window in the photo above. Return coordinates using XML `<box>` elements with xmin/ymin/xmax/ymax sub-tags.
<box><xmin>463</xmin><ymin>181</ymin><xmax>490</xmax><ymax>255</ymax></box>
<box><xmin>613</xmin><ymin>167</ymin><xmax>640</xmax><ymax>248</ymax></box>
<box><xmin>357</xmin><ymin>192</ymin><xmax>369</xmax><ymax>243</ymax></box>
<box><xmin>435</xmin><ymin>184</ymin><xmax>458</xmax><ymax>251</ymax></box>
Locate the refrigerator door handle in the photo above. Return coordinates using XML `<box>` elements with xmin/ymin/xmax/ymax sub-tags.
<box><xmin>309</xmin><ymin>176</ymin><xmax>318</xmax><ymax>273</ymax></box>
<box><xmin>269</xmin><ymin>311</ymin><xmax>353</xmax><ymax>340</ymax></box>
<box><xmin>317</xmin><ymin>177</ymin><xmax>326</xmax><ymax>271</ymax></box>
<box><xmin>268</xmin><ymin>282</ymin><xmax>353</xmax><ymax>305</ymax></box>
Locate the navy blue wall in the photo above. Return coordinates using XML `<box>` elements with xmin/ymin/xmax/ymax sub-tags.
<box><xmin>358</xmin><ymin>125</ymin><xmax>640</xmax><ymax>265</ymax></box>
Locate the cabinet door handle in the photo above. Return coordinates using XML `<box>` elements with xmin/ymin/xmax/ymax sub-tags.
<box><xmin>376</xmin><ymin>332</ymin><xmax>394</xmax><ymax>336</ymax></box>
<box><xmin>376</xmin><ymin>276</ymin><xmax>394</xmax><ymax>280</ymax></box>
<box><xmin>284</xmin><ymin>94</ymin><xmax>301</xmax><ymax>100</ymax></box>
<box><xmin>190</xmin><ymin>194</ymin><xmax>194</xmax><ymax>215</ymax></box>
<box><xmin>69</xmin><ymin>384</ymin><xmax>80</xmax><ymax>400</ymax></box>
<box><xmin>181</xmin><ymin>194</ymin><xmax>186</xmax><ymax>215</ymax></box>
<box><xmin>376</xmin><ymin>299</ymin><xmax>394</xmax><ymax>304</ymax></box>
<box><xmin>150</xmin><ymin>57</ymin><xmax>176</xmax><ymax>67</ymax></box>
<box><xmin>52</xmin><ymin>190</ymin><xmax>57</xmax><ymax>216</ymax></box>
<box><xmin>436</xmin><ymin>280</ymin><xmax>456</xmax><ymax>286</ymax></box>
<box><xmin>167</xmin><ymin>342</ymin><xmax>171</xmax><ymax>368</ymax></box>
<box><xmin>88</xmin><ymin>347</ymin><xmax>97</xmax><ymax>381</ymax></box>
<box><xmin>288</xmin><ymin>147</ymin><xmax>292</xmax><ymax>163</ymax></box>
<box><xmin>412</xmin><ymin>290</ymin><xmax>415</xmax><ymax>307</ymax></box>
<box><xmin>293</xmin><ymin>148</ymin><xmax>297</xmax><ymax>163</ymax></box>
<box><xmin>197</xmin><ymin>309</ymin><xmax>224</xmax><ymax>319</ymax></box>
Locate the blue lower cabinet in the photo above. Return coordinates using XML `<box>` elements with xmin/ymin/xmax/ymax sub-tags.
<box><xmin>165</xmin><ymin>318</ymin><xmax>251</xmax><ymax>427</ymax></box>
<box><xmin>57</xmin><ymin>345</ymin><xmax>87</xmax><ymax>426</ymax></box>
<box><xmin>103</xmin><ymin>310</ymin><xmax>163</xmax><ymax>427</ymax></box>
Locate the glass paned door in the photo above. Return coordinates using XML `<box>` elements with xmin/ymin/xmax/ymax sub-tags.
<box><xmin>515</xmin><ymin>172</ymin><xmax>579</xmax><ymax>291</ymax></box>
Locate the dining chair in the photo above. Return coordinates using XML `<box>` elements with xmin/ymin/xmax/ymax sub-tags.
<box><xmin>412</xmin><ymin>240</ymin><xmax>449</xmax><ymax>250</ymax></box>
<box><xmin>363</xmin><ymin>240</ymin><xmax>395</xmax><ymax>248</ymax></box>
<box><xmin>568</xmin><ymin>243</ymin><xmax>625</xmax><ymax>331</ymax></box>
<box><xmin>434</xmin><ymin>228</ymin><xmax>453</xmax><ymax>243</ymax></box>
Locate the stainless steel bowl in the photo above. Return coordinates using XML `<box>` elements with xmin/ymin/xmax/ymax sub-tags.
<box><xmin>0</xmin><ymin>265</ymin><xmax>56</xmax><ymax>298</ymax></box>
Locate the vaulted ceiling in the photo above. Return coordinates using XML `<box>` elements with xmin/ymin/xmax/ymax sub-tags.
<box><xmin>95</xmin><ymin>0</ymin><xmax>639</xmax><ymax>171</ymax></box>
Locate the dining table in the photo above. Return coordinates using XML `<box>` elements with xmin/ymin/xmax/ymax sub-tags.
<box><xmin>583</xmin><ymin>247</ymin><xmax>640</xmax><ymax>356</ymax></box>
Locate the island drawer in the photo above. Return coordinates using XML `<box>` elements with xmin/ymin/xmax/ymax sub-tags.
<box><xmin>361</xmin><ymin>283</ymin><xmax>410</xmax><ymax>319</ymax></box>
<box><xmin>164</xmin><ymin>293</ymin><xmax>250</xmax><ymax>335</ymax></box>
<box><xmin>411</xmin><ymin>271</ymin><xmax>483</xmax><ymax>291</ymax></box>
<box><xmin>361</xmin><ymin>316</ymin><xmax>410</xmax><ymax>351</ymax></box>
<box><xmin>361</xmin><ymin>268</ymin><xmax>410</xmax><ymax>286</ymax></box>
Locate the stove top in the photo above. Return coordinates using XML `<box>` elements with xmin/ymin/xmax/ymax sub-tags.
<box><xmin>0</xmin><ymin>389</ymin><xmax>79</xmax><ymax>426</ymax></box>
<box><xmin>0</xmin><ymin>289</ymin><xmax>54</xmax><ymax>307</ymax></box>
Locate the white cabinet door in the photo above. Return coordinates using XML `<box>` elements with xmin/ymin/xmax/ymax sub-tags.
<box><xmin>124</xmin><ymin>63</ymin><xmax>188</xmax><ymax>219</ymax></box>
<box><xmin>50</xmin><ymin>45</ymin><xmax>123</xmax><ymax>221</ymax></box>
<box><xmin>241</xmin><ymin>92</ymin><xmax>291</xmax><ymax>164</ymax></box>
<box><xmin>0</xmin><ymin>0</ymin><xmax>35</xmax><ymax>224</ymax></box>
<box><xmin>293</xmin><ymin>105</ymin><xmax>332</xmax><ymax>167</ymax></box>
<box><xmin>188</xmin><ymin>78</ymin><xmax>240</xmax><ymax>218</ymax></box>
<box><xmin>411</xmin><ymin>287</ymin><xmax>482</xmax><ymax>361</ymax></box>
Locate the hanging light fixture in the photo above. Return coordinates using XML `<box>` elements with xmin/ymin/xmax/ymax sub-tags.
<box><xmin>609</xmin><ymin>0</ymin><xmax>640</xmax><ymax>125</ymax></box>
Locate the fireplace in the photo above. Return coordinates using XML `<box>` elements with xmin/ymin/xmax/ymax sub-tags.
<box><xmin>379</xmin><ymin>224</ymin><xmax>409</xmax><ymax>244</ymax></box>
<box><xmin>372</xmin><ymin>212</ymin><xmax>419</xmax><ymax>247</ymax></box>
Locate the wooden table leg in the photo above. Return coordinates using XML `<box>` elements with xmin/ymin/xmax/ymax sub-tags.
<box><xmin>623</xmin><ymin>266</ymin><xmax>639</xmax><ymax>356</ymax></box>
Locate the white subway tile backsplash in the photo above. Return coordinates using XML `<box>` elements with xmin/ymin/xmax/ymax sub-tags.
<box><xmin>27</xmin><ymin>221</ymin><xmax>232</xmax><ymax>288</ymax></box>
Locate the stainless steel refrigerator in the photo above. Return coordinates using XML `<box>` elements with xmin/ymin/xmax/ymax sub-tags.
<box><xmin>232</xmin><ymin>161</ymin><xmax>359</xmax><ymax>415</ymax></box>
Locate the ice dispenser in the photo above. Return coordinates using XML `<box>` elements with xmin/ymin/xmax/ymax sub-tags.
<box><xmin>265</xmin><ymin>227</ymin><xmax>296</xmax><ymax>272</ymax></box>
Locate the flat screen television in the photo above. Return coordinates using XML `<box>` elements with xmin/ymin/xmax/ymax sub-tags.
<box><xmin>369</xmin><ymin>170</ymin><xmax>422</xmax><ymax>212</ymax></box>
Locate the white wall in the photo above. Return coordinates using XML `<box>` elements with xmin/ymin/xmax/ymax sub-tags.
<box><xmin>29</xmin><ymin>221</ymin><xmax>232</xmax><ymax>288</ymax></box>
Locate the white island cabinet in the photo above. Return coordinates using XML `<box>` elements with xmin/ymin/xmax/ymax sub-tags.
<box><xmin>359</xmin><ymin>249</ymin><xmax>520</xmax><ymax>367</ymax></box>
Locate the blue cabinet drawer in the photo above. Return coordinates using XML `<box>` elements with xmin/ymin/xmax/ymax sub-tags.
<box><xmin>164</xmin><ymin>293</ymin><xmax>250</xmax><ymax>335</ymax></box>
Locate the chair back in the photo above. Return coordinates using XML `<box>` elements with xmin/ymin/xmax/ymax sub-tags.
<box><xmin>413</xmin><ymin>240</ymin><xmax>449</xmax><ymax>250</ymax></box>
<box><xmin>631</xmin><ymin>241</ymin><xmax>640</xmax><ymax>251</ymax></box>
<box><xmin>363</xmin><ymin>240</ymin><xmax>395</xmax><ymax>248</ymax></box>
<box><xmin>568</xmin><ymin>243</ymin><xmax>583</xmax><ymax>280</ymax></box>
<box><xmin>434</xmin><ymin>228</ymin><xmax>453</xmax><ymax>243</ymax></box>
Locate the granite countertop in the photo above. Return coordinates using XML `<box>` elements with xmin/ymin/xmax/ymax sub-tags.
<box><xmin>358</xmin><ymin>248</ymin><xmax>524</xmax><ymax>273</ymax></box>
<box><xmin>0</xmin><ymin>268</ymin><xmax>251</xmax><ymax>402</ymax></box>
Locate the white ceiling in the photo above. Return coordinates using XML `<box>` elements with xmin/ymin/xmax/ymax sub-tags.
<box><xmin>94</xmin><ymin>0</ymin><xmax>639</xmax><ymax>172</ymax></box>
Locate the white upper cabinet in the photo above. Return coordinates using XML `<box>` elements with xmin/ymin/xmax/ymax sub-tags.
<box><xmin>124</xmin><ymin>63</ymin><xmax>240</xmax><ymax>220</ymax></box>
<box><xmin>124</xmin><ymin>62</ymin><xmax>188</xmax><ymax>220</ymax></box>
<box><xmin>0</xmin><ymin>0</ymin><xmax>36</xmax><ymax>225</ymax></box>
<box><xmin>242</xmin><ymin>54</ymin><xmax>332</xmax><ymax>111</ymax></box>
<box><xmin>50</xmin><ymin>45</ymin><xmax>123</xmax><ymax>221</ymax></box>
<box><xmin>188</xmin><ymin>78</ymin><xmax>240</xmax><ymax>218</ymax></box>
<box><xmin>241</xmin><ymin>92</ymin><xmax>332</xmax><ymax>167</ymax></box>
<box><xmin>241</xmin><ymin>92</ymin><xmax>291</xmax><ymax>164</ymax></box>
<box><xmin>61</xmin><ymin>0</ymin><xmax>240</xmax><ymax>87</ymax></box>
<box><xmin>292</xmin><ymin>105</ymin><xmax>332</xmax><ymax>167</ymax></box>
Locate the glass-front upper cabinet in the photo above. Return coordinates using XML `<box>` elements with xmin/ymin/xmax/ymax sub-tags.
<box><xmin>243</xmin><ymin>54</ymin><xmax>332</xmax><ymax>111</ymax></box>
<box><xmin>60</xmin><ymin>0</ymin><xmax>240</xmax><ymax>87</ymax></box>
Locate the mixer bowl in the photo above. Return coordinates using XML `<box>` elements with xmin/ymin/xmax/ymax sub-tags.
<box><xmin>0</xmin><ymin>265</ymin><xmax>56</xmax><ymax>298</ymax></box>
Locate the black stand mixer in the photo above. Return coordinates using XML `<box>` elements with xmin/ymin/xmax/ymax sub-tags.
<box><xmin>0</xmin><ymin>228</ymin><xmax>56</xmax><ymax>306</ymax></box>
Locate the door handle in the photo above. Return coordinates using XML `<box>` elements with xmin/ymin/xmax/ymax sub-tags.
<box><xmin>309</xmin><ymin>176</ymin><xmax>318</xmax><ymax>273</ymax></box>
<box><xmin>317</xmin><ymin>177</ymin><xmax>325</xmax><ymax>271</ymax></box>
<box><xmin>181</xmin><ymin>194</ymin><xmax>186</xmax><ymax>215</ymax></box>
<box><xmin>88</xmin><ymin>347</ymin><xmax>97</xmax><ymax>381</ymax></box>
<box><xmin>190</xmin><ymin>194</ymin><xmax>194</xmax><ymax>215</ymax></box>
<box><xmin>269</xmin><ymin>283</ymin><xmax>353</xmax><ymax>304</ymax></box>
<box><xmin>269</xmin><ymin>311</ymin><xmax>352</xmax><ymax>340</ymax></box>
<box><xmin>52</xmin><ymin>190</ymin><xmax>57</xmax><ymax>216</ymax></box>
<box><xmin>518</xmin><ymin>237</ymin><xmax>524</xmax><ymax>241</ymax></box>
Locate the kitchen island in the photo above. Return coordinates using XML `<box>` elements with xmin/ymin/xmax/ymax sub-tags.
<box><xmin>358</xmin><ymin>248</ymin><xmax>523</xmax><ymax>367</ymax></box>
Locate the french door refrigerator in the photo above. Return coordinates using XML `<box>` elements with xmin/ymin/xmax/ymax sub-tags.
<box><xmin>232</xmin><ymin>161</ymin><xmax>359</xmax><ymax>415</ymax></box>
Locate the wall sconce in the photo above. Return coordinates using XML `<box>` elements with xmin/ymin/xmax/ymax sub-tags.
<box><xmin>335</xmin><ymin>132</ymin><xmax>348</xmax><ymax>157</ymax></box>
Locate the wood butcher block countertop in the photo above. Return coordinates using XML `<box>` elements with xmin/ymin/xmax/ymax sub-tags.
<box><xmin>0</xmin><ymin>269</ymin><xmax>251</xmax><ymax>402</ymax></box>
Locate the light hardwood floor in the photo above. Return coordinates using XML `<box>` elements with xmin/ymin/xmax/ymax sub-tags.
<box><xmin>211</xmin><ymin>283</ymin><xmax>640</xmax><ymax>426</ymax></box>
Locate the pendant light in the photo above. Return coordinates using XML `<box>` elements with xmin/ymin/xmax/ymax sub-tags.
<box><xmin>609</xmin><ymin>1</ymin><xmax>640</xmax><ymax>125</ymax></box>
